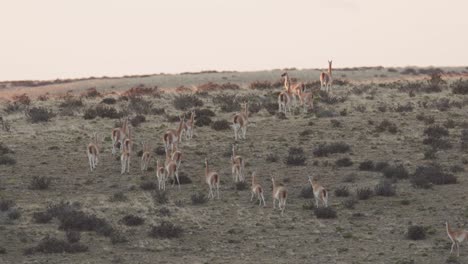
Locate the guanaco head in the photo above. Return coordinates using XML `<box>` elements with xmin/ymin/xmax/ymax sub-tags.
<box><xmin>191</xmin><ymin>110</ymin><xmax>196</xmax><ymax>119</ymax></box>
<box><xmin>281</xmin><ymin>72</ymin><xmax>288</xmax><ymax>78</ymax></box>
<box><xmin>308</xmin><ymin>175</ymin><xmax>315</xmax><ymax>184</ymax></box>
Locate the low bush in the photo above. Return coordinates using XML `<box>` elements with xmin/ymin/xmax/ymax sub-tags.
<box><xmin>314</xmin><ymin>207</ymin><xmax>337</xmax><ymax>219</ymax></box>
<box><xmin>140</xmin><ymin>181</ymin><xmax>158</xmax><ymax>191</ymax></box>
<box><xmin>66</xmin><ymin>230</ymin><xmax>81</xmax><ymax>243</ymax></box>
<box><xmin>152</xmin><ymin>189</ymin><xmax>169</xmax><ymax>204</ymax></box>
<box><xmin>0</xmin><ymin>155</ymin><xmax>16</xmax><ymax>166</ymax></box>
<box><xmin>356</xmin><ymin>187</ymin><xmax>373</xmax><ymax>200</ymax></box>
<box><xmin>128</xmin><ymin>96</ymin><xmax>153</xmax><ymax>115</ymax></box>
<box><xmin>299</xmin><ymin>185</ymin><xmax>314</xmax><ymax>199</ymax></box>
<box><xmin>342</xmin><ymin>198</ymin><xmax>357</xmax><ymax>209</ymax></box>
<box><xmin>410</xmin><ymin>164</ymin><xmax>457</xmax><ymax>188</ymax></box>
<box><xmin>335</xmin><ymin>157</ymin><xmax>353</xmax><ymax>167</ymax></box>
<box><xmin>149</xmin><ymin>221</ymin><xmax>183</xmax><ymax>238</ymax></box>
<box><xmin>173</xmin><ymin>95</ymin><xmax>203</xmax><ymax>110</ymax></box>
<box><xmin>130</xmin><ymin>115</ymin><xmax>146</xmax><ymax>127</ymax></box>
<box><xmin>29</xmin><ymin>176</ymin><xmax>51</xmax><ymax>190</ymax></box>
<box><xmin>26</xmin><ymin>107</ymin><xmax>55</xmax><ymax>123</ymax></box>
<box><xmin>211</xmin><ymin>119</ymin><xmax>230</xmax><ymax>131</ymax></box>
<box><xmin>191</xmin><ymin>192</ymin><xmax>207</xmax><ymax>205</ymax></box>
<box><xmin>101</xmin><ymin>97</ymin><xmax>117</xmax><ymax>104</ymax></box>
<box><xmin>374</xmin><ymin>180</ymin><xmax>396</xmax><ymax>196</ymax></box>
<box><xmin>382</xmin><ymin>164</ymin><xmax>409</xmax><ymax>180</ymax></box>
<box><xmin>25</xmin><ymin>236</ymin><xmax>88</xmax><ymax>254</ymax></box>
<box><xmin>121</xmin><ymin>215</ymin><xmax>145</xmax><ymax>226</ymax></box>
<box><xmin>0</xmin><ymin>198</ymin><xmax>14</xmax><ymax>211</ymax></box>
<box><xmin>284</xmin><ymin>147</ymin><xmax>306</xmax><ymax>166</ymax></box>
<box><xmin>33</xmin><ymin>211</ymin><xmax>53</xmax><ymax>223</ymax></box>
<box><xmin>451</xmin><ymin>79</ymin><xmax>468</xmax><ymax>95</ymax></box>
<box><xmin>8</xmin><ymin>209</ymin><xmax>21</xmax><ymax>220</ymax></box>
<box><xmin>313</xmin><ymin>142</ymin><xmax>351</xmax><ymax>157</ymax></box>
<box><xmin>359</xmin><ymin>160</ymin><xmax>375</xmax><ymax>171</ymax></box>
<box><xmin>334</xmin><ymin>186</ymin><xmax>350</xmax><ymax>197</ymax></box>
<box><xmin>249</xmin><ymin>80</ymin><xmax>272</xmax><ymax>90</ymax></box>
<box><xmin>195</xmin><ymin>115</ymin><xmax>212</xmax><ymax>127</ymax></box>
<box><xmin>407</xmin><ymin>225</ymin><xmax>426</xmax><ymax>240</ymax></box>
<box><xmin>212</xmin><ymin>94</ymin><xmax>240</xmax><ymax>112</ymax></box>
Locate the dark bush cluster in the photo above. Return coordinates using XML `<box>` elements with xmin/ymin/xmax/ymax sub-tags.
<box><xmin>24</xmin><ymin>236</ymin><xmax>88</xmax><ymax>255</ymax></box>
<box><xmin>423</xmin><ymin>125</ymin><xmax>452</xmax><ymax>150</ymax></box>
<box><xmin>394</xmin><ymin>103</ymin><xmax>414</xmax><ymax>112</ymax></box>
<box><xmin>29</xmin><ymin>176</ymin><xmax>52</xmax><ymax>190</ymax></box>
<box><xmin>211</xmin><ymin>119</ymin><xmax>230</xmax><ymax>131</ymax></box>
<box><xmin>335</xmin><ymin>157</ymin><xmax>353</xmax><ymax>167</ymax></box>
<box><xmin>84</xmin><ymin>105</ymin><xmax>123</xmax><ymax>119</ymax></box>
<box><xmin>382</xmin><ymin>164</ymin><xmax>409</xmax><ymax>180</ymax></box>
<box><xmin>173</xmin><ymin>94</ymin><xmax>203</xmax><ymax>110</ymax></box>
<box><xmin>313</xmin><ymin>142</ymin><xmax>351</xmax><ymax>157</ymax></box>
<box><xmin>249</xmin><ymin>80</ymin><xmax>272</xmax><ymax>90</ymax></box>
<box><xmin>130</xmin><ymin>115</ymin><xmax>146</xmax><ymax>127</ymax></box>
<box><xmin>149</xmin><ymin>221</ymin><xmax>183</xmax><ymax>238</ymax></box>
<box><xmin>121</xmin><ymin>215</ymin><xmax>145</xmax><ymax>226</ymax></box>
<box><xmin>212</xmin><ymin>94</ymin><xmax>240</xmax><ymax>112</ymax></box>
<box><xmin>299</xmin><ymin>185</ymin><xmax>314</xmax><ymax>198</ymax></box>
<box><xmin>358</xmin><ymin>160</ymin><xmax>375</xmax><ymax>171</ymax></box>
<box><xmin>128</xmin><ymin>96</ymin><xmax>153</xmax><ymax>115</ymax></box>
<box><xmin>374</xmin><ymin>180</ymin><xmax>396</xmax><ymax>196</ymax></box>
<box><xmin>100</xmin><ymin>97</ymin><xmax>117</xmax><ymax>105</ymax></box>
<box><xmin>44</xmin><ymin>201</ymin><xmax>114</xmax><ymax>237</ymax></box>
<box><xmin>191</xmin><ymin>192</ymin><xmax>208</xmax><ymax>205</ymax></box>
<box><xmin>356</xmin><ymin>187</ymin><xmax>373</xmax><ymax>200</ymax></box>
<box><xmin>451</xmin><ymin>79</ymin><xmax>468</xmax><ymax>95</ymax></box>
<box><xmin>410</xmin><ymin>164</ymin><xmax>457</xmax><ymax>188</ymax></box>
<box><xmin>0</xmin><ymin>143</ymin><xmax>15</xmax><ymax>166</ymax></box>
<box><xmin>26</xmin><ymin>107</ymin><xmax>56</xmax><ymax>123</ymax></box>
<box><xmin>195</xmin><ymin>115</ymin><xmax>212</xmax><ymax>127</ymax></box>
<box><xmin>334</xmin><ymin>186</ymin><xmax>350</xmax><ymax>197</ymax></box>
<box><xmin>284</xmin><ymin>147</ymin><xmax>307</xmax><ymax>166</ymax></box>
<box><xmin>375</xmin><ymin>119</ymin><xmax>398</xmax><ymax>134</ymax></box>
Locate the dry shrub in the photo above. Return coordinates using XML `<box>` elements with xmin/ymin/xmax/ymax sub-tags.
<box><xmin>451</xmin><ymin>78</ymin><xmax>468</xmax><ymax>95</ymax></box>
<box><xmin>128</xmin><ymin>96</ymin><xmax>153</xmax><ymax>115</ymax></box>
<box><xmin>173</xmin><ymin>94</ymin><xmax>203</xmax><ymax>110</ymax></box>
<box><xmin>24</xmin><ymin>236</ymin><xmax>88</xmax><ymax>255</ymax></box>
<box><xmin>12</xmin><ymin>93</ymin><xmax>31</xmax><ymax>105</ymax></box>
<box><xmin>81</xmin><ymin>87</ymin><xmax>101</xmax><ymax>98</ymax></box>
<box><xmin>148</xmin><ymin>221</ymin><xmax>183</xmax><ymax>238</ymax></box>
<box><xmin>175</xmin><ymin>86</ymin><xmax>193</xmax><ymax>93</ymax></box>
<box><xmin>313</xmin><ymin>142</ymin><xmax>351</xmax><ymax>157</ymax></box>
<box><xmin>211</xmin><ymin>119</ymin><xmax>230</xmax><ymax>131</ymax></box>
<box><xmin>249</xmin><ymin>81</ymin><xmax>272</xmax><ymax>90</ymax></box>
<box><xmin>123</xmin><ymin>85</ymin><xmax>158</xmax><ymax>97</ymax></box>
<box><xmin>26</xmin><ymin>107</ymin><xmax>56</xmax><ymax>123</ymax></box>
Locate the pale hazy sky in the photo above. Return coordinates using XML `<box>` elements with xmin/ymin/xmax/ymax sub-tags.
<box><xmin>1</xmin><ymin>0</ymin><xmax>467</xmax><ymax>80</ymax></box>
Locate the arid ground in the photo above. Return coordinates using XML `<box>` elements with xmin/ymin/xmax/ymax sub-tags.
<box><xmin>1</xmin><ymin>66</ymin><xmax>468</xmax><ymax>264</ymax></box>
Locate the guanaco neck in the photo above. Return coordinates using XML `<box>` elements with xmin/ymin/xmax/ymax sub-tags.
<box><xmin>283</xmin><ymin>74</ymin><xmax>291</xmax><ymax>90</ymax></box>
<box><xmin>190</xmin><ymin>112</ymin><xmax>195</xmax><ymax>124</ymax></box>
<box><xmin>176</xmin><ymin>119</ymin><xmax>184</xmax><ymax>136</ymax></box>
<box><xmin>252</xmin><ymin>173</ymin><xmax>256</xmax><ymax>186</ymax></box>
<box><xmin>205</xmin><ymin>162</ymin><xmax>209</xmax><ymax>177</ymax></box>
<box><xmin>328</xmin><ymin>62</ymin><xmax>332</xmax><ymax>76</ymax></box>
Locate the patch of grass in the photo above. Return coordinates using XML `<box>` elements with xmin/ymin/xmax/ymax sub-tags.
<box><xmin>148</xmin><ymin>221</ymin><xmax>183</xmax><ymax>239</ymax></box>
<box><xmin>121</xmin><ymin>215</ymin><xmax>145</xmax><ymax>226</ymax></box>
<box><xmin>284</xmin><ymin>147</ymin><xmax>306</xmax><ymax>166</ymax></box>
<box><xmin>313</xmin><ymin>142</ymin><xmax>351</xmax><ymax>157</ymax></box>
<box><xmin>356</xmin><ymin>187</ymin><xmax>373</xmax><ymax>200</ymax></box>
<box><xmin>191</xmin><ymin>192</ymin><xmax>208</xmax><ymax>205</ymax></box>
<box><xmin>314</xmin><ymin>207</ymin><xmax>337</xmax><ymax>219</ymax></box>
<box><xmin>334</xmin><ymin>186</ymin><xmax>350</xmax><ymax>197</ymax></box>
<box><xmin>173</xmin><ymin>95</ymin><xmax>203</xmax><ymax>110</ymax></box>
<box><xmin>406</xmin><ymin>225</ymin><xmax>426</xmax><ymax>240</ymax></box>
<box><xmin>29</xmin><ymin>176</ymin><xmax>52</xmax><ymax>190</ymax></box>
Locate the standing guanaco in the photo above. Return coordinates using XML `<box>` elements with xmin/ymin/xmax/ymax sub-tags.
<box><xmin>308</xmin><ymin>176</ymin><xmax>328</xmax><ymax>207</ymax></box>
<box><xmin>320</xmin><ymin>60</ymin><xmax>333</xmax><ymax>92</ymax></box>
<box><xmin>250</xmin><ymin>171</ymin><xmax>266</xmax><ymax>206</ymax></box>
<box><xmin>204</xmin><ymin>158</ymin><xmax>220</xmax><ymax>199</ymax></box>
<box><xmin>182</xmin><ymin>110</ymin><xmax>196</xmax><ymax>140</ymax></box>
<box><xmin>446</xmin><ymin>222</ymin><xmax>468</xmax><ymax>257</ymax></box>
<box><xmin>156</xmin><ymin>159</ymin><xmax>167</xmax><ymax>190</ymax></box>
<box><xmin>163</xmin><ymin>116</ymin><xmax>184</xmax><ymax>154</ymax></box>
<box><xmin>232</xmin><ymin>102</ymin><xmax>249</xmax><ymax>140</ymax></box>
<box><xmin>231</xmin><ymin>144</ymin><xmax>245</xmax><ymax>182</ymax></box>
<box><xmin>87</xmin><ymin>132</ymin><xmax>100</xmax><ymax>172</ymax></box>
<box><xmin>271</xmin><ymin>177</ymin><xmax>287</xmax><ymax>216</ymax></box>
<box><xmin>140</xmin><ymin>142</ymin><xmax>152</xmax><ymax>172</ymax></box>
<box><xmin>111</xmin><ymin>117</ymin><xmax>129</xmax><ymax>155</ymax></box>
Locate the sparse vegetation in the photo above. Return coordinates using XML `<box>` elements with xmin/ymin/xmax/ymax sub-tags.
<box><xmin>356</xmin><ymin>187</ymin><xmax>373</xmax><ymax>200</ymax></box>
<box><xmin>121</xmin><ymin>215</ymin><xmax>145</xmax><ymax>226</ymax></box>
<box><xmin>29</xmin><ymin>176</ymin><xmax>52</xmax><ymax>190</ymax></box>
<box><xmin>148</xmin><ymin>221</ymin><xmax>183</xmax><ymax>239</ymax></box>
<box><xmin>313</xmin><ymin>142</ymin><xmax>351</xmax><ymax>157</ymax></box>
<box><xmin>284</xmin><ymin>147</ymin><xmax>306</xmax><ymax>166</ymax></box>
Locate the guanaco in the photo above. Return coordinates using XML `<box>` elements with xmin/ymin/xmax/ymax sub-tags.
<box><xmin>271</xmin><ymin>177</ymin><xmax>287</xmax><ymax>216</ymax></box>
<box><xmin>250</xmin><ymin>171</ymin><xmax>266</xmax><ymax>206</ymax></box>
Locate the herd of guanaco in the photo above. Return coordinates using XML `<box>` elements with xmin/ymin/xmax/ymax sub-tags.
<box><xmin>86</xmin><ymin>62</ymin><xmax>465</xmax><ymax>256</ymax></box>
